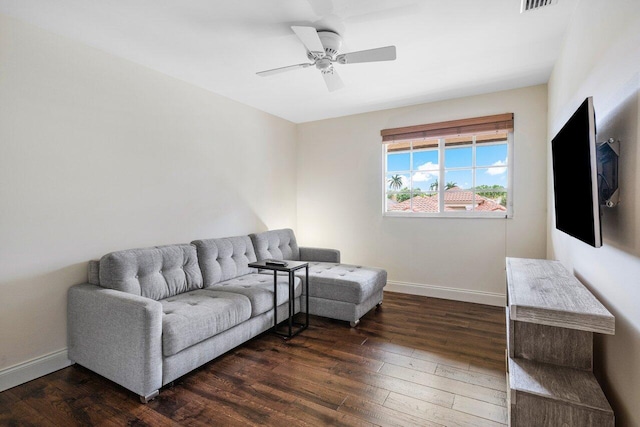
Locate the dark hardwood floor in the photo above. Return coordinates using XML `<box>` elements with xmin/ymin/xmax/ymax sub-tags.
<box><xmin>0</xmin><ymin>292</ymin><xmax>507</xmax><ymax>426</ymax></box>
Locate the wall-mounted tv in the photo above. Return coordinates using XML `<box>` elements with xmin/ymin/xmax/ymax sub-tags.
<box><xmin>551</xmin><ymin>97</ymin><xmax>601</xmax><ymax>248</ymax></box>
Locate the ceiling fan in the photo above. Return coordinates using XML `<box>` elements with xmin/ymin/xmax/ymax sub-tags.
<box><xmin>256</xmin><ymin>26</ymin><xmax>396</xmax><ymax>92</ymax></box>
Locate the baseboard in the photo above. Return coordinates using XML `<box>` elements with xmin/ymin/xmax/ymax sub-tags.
<box><xmin>385</xmin><ymin>280</ymin><xmax>506</xmax><ymax>307</ymax></box>
<box><xmin>0</xmin><ymin>349</ymin><xmax>72</xmax><ymax>392</ymax></box>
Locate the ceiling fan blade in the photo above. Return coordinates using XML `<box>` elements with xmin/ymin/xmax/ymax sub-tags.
<box><xmin>337</xmin><ymin>46</ymin><xmax>396</xmax><ymax>64</ymax></box>
<box><xmin>322</xmin><ymin>69</ymin><xmax>344</xmax><ymax>92</ymax></box>
<box><xmin>256</xmin><ymin>63</ymin><xmax>312</xmax><ymax>77</ymax></box>
<box><xmin>291</xmin><ymin>26</ymin><xmax>325</xmax><ymax>56</ymax></box>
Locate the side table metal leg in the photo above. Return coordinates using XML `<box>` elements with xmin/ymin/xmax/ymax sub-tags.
<box><xmin>305</xmin><ymin>265</ymin><xmax>309</xmax><ymax>328</ymax></box>
<box><xmin>288</xmin><ymin>270</ymin><xmax>293</xmax><ymax>337</ymax></box>
<box><xmin>273</xmin><ymin>270</ymin><xmax>278</xmax><ymax>332</ymax></box>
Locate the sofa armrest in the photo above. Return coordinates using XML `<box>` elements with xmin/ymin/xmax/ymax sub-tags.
<box><xmin>299</xmin><ymin>246</ymin><xmax>341</xmax><ymax>263</ymax></box>
<box><xmin>67</xmin><ymin>284</ymin><xmax>163</xmax><ymax>397</ymax></box>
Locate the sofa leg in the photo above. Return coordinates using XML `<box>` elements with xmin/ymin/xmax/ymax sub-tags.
<box><xmin>350</xmin><ymin>319</ymin><xmax>360</xmax><ymax>328</ymax></box>
<box><xmin>139</xmin><ymin>390</ymin><xmax>159</xmax><ymax>404</ymax></box>
<box><xmin>376</xmin><ymin>301</ymin><xmax>383</xmax><ymax>309</ymax></box>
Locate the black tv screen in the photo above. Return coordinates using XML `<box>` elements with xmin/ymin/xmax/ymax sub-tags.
<box><xmin>551</xmin><ymin>97</ymin><xmax>601</xmax><ymax>248</ymax></box>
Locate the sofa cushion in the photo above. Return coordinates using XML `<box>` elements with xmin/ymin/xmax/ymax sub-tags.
<box><xmin>160</xmin><ymin>289</ymin><xmax>251</xmax><ymax>357</ymax></box>
<box><xmin>250</xmin><ymin>229</ymin><xmax>300</xmax><ymax>261</ymax></box>
<box><xmin>205</xmin><ymin>273</ymin><xmax>302</xmax><ymax>317</ymax></box>
<box><xmin>298</xmin><ymin>262</ymin><xmax>387</xmax><ymax>304</ymax></box>
<box><xmin>192</xmin><ymin>236</ymin><xmax>257</xmax><ymax>285</ymax></box>
<box><xmin>99</xmin><ymin>244</ymin><xmax>203</xmax><ymax>300</ymax></box>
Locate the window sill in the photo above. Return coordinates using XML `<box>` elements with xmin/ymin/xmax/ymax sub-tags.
<box><xmin>383</xmin><ymin>211</ymin><xmax>512</xmax><ymax>219</ymax></box>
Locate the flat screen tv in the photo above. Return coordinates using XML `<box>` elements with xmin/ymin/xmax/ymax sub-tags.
<box><xmin>551</xmin><ymin>97</ymin><xmax>601</xmax><ymax>248</ymax></box>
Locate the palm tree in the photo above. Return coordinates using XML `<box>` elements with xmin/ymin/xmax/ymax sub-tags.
<box><xmin>445</xmin><ymin>181</ymin><xmax>457</xmax><ymax>190</ymax></box>
<box><xmin>429</xmin><ymin>179</ymin><xmax>439</xmax><ymax>191</ymax></box>
<box><xmin>388</xmin><ymin>174</ymin><xmax>403</xmax><ymax>191</ymax></box>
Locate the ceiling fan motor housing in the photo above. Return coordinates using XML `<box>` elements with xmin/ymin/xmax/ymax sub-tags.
<box><xmin>306</xmin><ymin>30</ymin><xmax>343</xmax><ymax>60</ymax></box>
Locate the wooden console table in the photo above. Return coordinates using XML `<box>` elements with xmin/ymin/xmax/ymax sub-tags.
<box><xmin>506</xmin><ymin>258</ymin><xmax>615</xmax><ymax>426</ymax></box>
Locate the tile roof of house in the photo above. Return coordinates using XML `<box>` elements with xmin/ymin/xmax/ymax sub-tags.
<box><xmin>388</xmin><ymin>188</ymin><xmax>506</xmax><ymax>213</ymax></box>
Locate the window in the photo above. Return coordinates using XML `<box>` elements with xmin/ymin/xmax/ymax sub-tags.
<box><xmin>382</xmin><ymin>114</ymin><xmax>513</xmax><ymax>217</ymax></box>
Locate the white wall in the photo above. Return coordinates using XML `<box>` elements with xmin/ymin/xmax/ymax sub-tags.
<box><xmin>547</xmin><ymin>1</ymin><xmax>640</xmax><ymax>425</ymax></box>
<box><xmin>297</xmin><ymin>85</ymin><xmax>548</xmax><ymax>306</ymax></box>
<box><xmin>0</xmin><ymin>14</ymin><xmax>297</xmax><ymax>382</ymax></box>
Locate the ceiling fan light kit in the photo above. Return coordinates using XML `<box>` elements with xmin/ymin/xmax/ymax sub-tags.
<box><xmin>257</xmin><ymin>25</ymin><xmax>396</xmax><ymax>92</ymax></box>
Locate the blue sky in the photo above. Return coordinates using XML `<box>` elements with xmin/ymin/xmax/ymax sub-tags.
<box><xmin>387</xmin><ymin>144</ymin><xmax>508</xmax><ymax>191</ymax></box>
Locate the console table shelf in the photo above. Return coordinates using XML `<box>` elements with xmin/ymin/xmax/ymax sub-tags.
<box><xmin>506</xmin><ymin>258</ymin><xmax>614</xmax><ymax>334</ymax></box>
<box><xmin>505</xmin><ymin>257</ymin><xmax>615</xmax><ymax>426</ymax></box>
<box><xmin>508</xmin><ymin>357</ymin><xmax>614</xmax><ymax>426</ymax></box>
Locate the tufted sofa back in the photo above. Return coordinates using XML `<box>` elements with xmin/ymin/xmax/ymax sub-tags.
<box><xmin>98</xmin><ymin>244</ymin><xmax>203</xmax><ymax>300</ymax></box>
<box><xmin>192</xmin><ymin>235</ymin><xmax>258</xmax><ymax>286</ymax></box>
<box><xmin>249</xmin><ymin>228</ymin><xmax>300</xmax><ymax>261</ymax></box>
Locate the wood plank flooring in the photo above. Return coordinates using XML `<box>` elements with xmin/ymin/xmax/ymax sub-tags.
<box><xmin>0</xmin><ymin>291</ymin><xmax>507</xmax><ymax>426</ymax></box>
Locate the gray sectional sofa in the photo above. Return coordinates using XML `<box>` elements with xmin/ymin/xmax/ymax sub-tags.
<box><xmin>67</xmin><ymin>229</ymin><xmax>386</xmax><ymax>402</ymax></box>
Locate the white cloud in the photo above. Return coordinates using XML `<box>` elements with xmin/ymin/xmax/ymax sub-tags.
<box><xmin>413</xmin><ymin>162</ymin><xmax>439</xmax><ymax>182</ymax></box>
<box><xmin>486</xmin><ymin>159</ymin><xmax>507</xmax><ymax>176</ymax></box>
<box><xmin>418</xmin><ymin>162</ymin><xmax>439</xmax><ymax>171</ymax></box>
<box><xmin>412</xmin><ymin>172</ymin><xmax>436</xmax><ymax>182</ymax></box>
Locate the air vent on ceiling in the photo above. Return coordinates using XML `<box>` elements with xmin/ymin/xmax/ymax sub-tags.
<box><xmin>520</xmin><ymin>0</ymin><xmax>558</xmax><ymax>13</ymax></box>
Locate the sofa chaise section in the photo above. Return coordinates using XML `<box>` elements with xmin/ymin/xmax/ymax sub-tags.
<box><xmin>250</xmin><ymin>229</ymin><xmax>387</xmax><ymax>327</ymax></box>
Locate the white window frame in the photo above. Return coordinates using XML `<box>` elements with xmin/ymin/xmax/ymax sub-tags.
<box><xmin>382</xmin><ymin>132</ymin><xmax>514</xmax><ymax>218</ymax></box>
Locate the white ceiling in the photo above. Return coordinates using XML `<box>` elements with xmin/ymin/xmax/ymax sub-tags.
<box><xmin>0</xmin><ymin>0</ymin><xmax>577</xmax><ymax>123</ymax></box>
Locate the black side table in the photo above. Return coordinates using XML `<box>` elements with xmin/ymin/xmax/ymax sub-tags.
<box><xmin>248</xmin><ymin>260</ymin><xmax>309</xmax><ymax>339</ymax></box>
